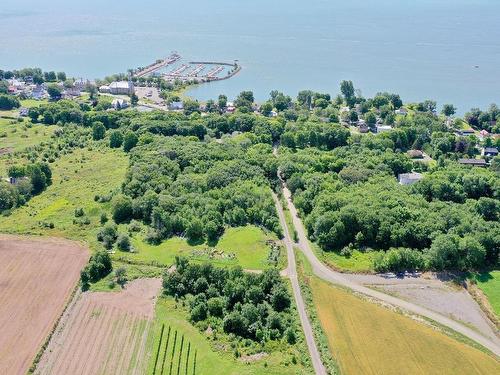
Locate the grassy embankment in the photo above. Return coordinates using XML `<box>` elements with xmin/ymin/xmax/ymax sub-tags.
<box><xmin>470</xmin><ymin>271</ymin><xmax>500</xmax><ymax>317</ymax></box>
<box><xmin>297</xmin><ymin>252</ymin><xmax>500</xmax><ymax>375</ymax></box>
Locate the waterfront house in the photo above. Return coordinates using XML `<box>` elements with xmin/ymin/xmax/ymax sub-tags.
<box><xmin>108</xmin><ymin>81</ymin><xmax>134</xmax><ymax>95</ymax></box>
<box><xmin>398</xmin><ymin>172</ymin><xmax>423</xmax><ymax>185</ymax></box>
<box><xmin>458</xmin><ymin>158</ymin><xmax>487</xmax><ymax>167</ymax></box>
<box><xmin>99</xmin><ymin>85</ymin><xmax>110</xmax><ymax>94</ymax></box>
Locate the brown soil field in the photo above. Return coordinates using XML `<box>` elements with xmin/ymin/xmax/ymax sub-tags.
<box><xmin>35</xmin><ymin>278</ymin><xmax>162</xmax><ymax>375</ymax></box>
<box><xmin>0</xmin><ymin>235</ymin><xmax>89</xmax><ymax>375</ymax></box>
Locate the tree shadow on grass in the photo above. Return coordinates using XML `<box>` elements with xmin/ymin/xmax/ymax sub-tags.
<box><xmin>186</xmin><ymin>237</ymin><xmax>206</xmax><ymax>247</ymax></box>
<box><xmin>476</xmin><ymin>272</ymin><xmax>494</xmax><ymax>283</ymax></box>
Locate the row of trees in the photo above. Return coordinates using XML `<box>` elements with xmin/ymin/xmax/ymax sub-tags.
<box><xmin>0</xmin><ymin>67</ymin><xmax>67</xmax><ymax>84</ymax></box>
<box><xmin>163</xmin><ymin>258</ymin><xmax>297</xmax><ymax>344</ymax></box>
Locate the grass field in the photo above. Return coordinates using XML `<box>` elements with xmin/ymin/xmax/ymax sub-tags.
<box><xmin>116</xmin><ymin>225</ymin><xmax>283</xmax><ymax>270</ymax></box>
<box><xmin>312</xmin><ymin>242</ymin><xmax>377</xmax><ymax>273</ymax></box>
<box><xmin>307</xmin><ymin>275</ymin><xmax>500</xmax><ymax>374</ymax></box>
<box><xmin>0</xmin><ymin>118</ymin><xmax>56</xmax><ymax>160</ymax></box>
<box><xmin>472</xmin><ymin>271</ymin><xmax>500</xmax><ymax>317</ymax></box>
<box><xmin>0</xmin><ymin>146</ymin><xmax>128</xmax><ymax>250</ymax></box>
<box><xmin>145</xmin><ymin>297</ymin><xmax>312</xmax><ymax>375</ymax></box>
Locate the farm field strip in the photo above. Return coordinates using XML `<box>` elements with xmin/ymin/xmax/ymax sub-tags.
<box><xmin>0</xmin><ymin>236</ymin><xmax>88</xmax><ymax>375</ymax></box>
<box><xmin>35</xmin><ymin>278</ymin><xmax>161</xmax><ymax>375</ymax></box>
<box><xmin>308</xmin><ymin>275</ymin><xmax>500</xmax><ymax>375</ymax></box>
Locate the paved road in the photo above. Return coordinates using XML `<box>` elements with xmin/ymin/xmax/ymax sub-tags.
<box><xmin>280</xmin><ymin>184</ymin><xmax>500</xmax><ymax>357</ymax></box>
<box><xmin>273</xmin><ymin>193</ymin><xmax>327</xmax><ymax>375</ymax></box>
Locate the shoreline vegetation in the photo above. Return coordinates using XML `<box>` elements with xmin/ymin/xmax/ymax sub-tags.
<box><xmin>1</xmin><ymin>64</ymin><xmax>499</xmax><ymax>373</ymax></box>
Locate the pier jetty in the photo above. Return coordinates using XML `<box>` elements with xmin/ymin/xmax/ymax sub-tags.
<box><xmin>133</xmin><ymin>53</ymin><xmax>180</xmax><ymax>78</ymax></box>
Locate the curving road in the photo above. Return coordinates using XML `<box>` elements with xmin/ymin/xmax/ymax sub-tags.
<box><xmin>273</xmin><ymin>193</ymin><xmax>327</xmax><ymax>375</ymax></box>
<box><xmin>280</xmin><ymin>183</ymin><xmax>500</xmax><ymax>357</ymax></box>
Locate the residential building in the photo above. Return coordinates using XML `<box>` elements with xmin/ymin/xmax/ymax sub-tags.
<box><xmin>459</xmin><ymin>128</ymin><xmax>475</xmax><ymax>137</ymax></box>
<box><xmin>169</xmin><ymin>101</ymin><xmax>184</xmax><ymax>111</ymax></box>
<box><xmin>376</xmin><ymin>125</ymin><xmax>392</xmax><ymax>133</ymax></box>
<box><xmin>458</xmin><ymin>159</ymin><xmax>488</xmax><ymax>167</ymax></box>
<box><xmin>479</xmin><ymin>129</ymin><xmax>489</xmax><ymax>140</ymax></box>
<box><xmin>108</xmin><ymin>81</ymin><xmax>134</xmax><ymax>95</ymax></box>
<box><xmin>407</xmin><ymin>150</ymin><xmax>424</xmax><ymax>159</ymax></box>
<box><xmin>395</xmin><ymin>107</ymin><xmax>408</xmax><ymax>116</ymax></box>
<box><xmin>482</xmin><ymin>147</ymin><xmax>499</xmax><ymax>158</ymax></box>
<box><xmin>111</xmin><ymin>98</ymin><xmax>129</xmax><ymax>110</ymax></box>
<box><xmin>398</xmin><ymin>172</ymin><xmax>423</xmax><ymax>185</ymax></box>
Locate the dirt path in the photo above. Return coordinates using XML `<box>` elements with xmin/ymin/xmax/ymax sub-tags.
<box><xmin>280</xmin><ymin>184</ymin><xmax>500</xmax><ymax>357</ymax></box>
<box><xmin>346</xmin><ymin>273</ymin><xmax>499</xmax><ymax>341</ymax></box>
<box><xmin>273</xmin><ymin>193</ymin><xmax>326</xmax><ymax>375</ymax></box>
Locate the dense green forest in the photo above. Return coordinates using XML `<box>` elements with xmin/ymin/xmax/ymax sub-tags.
<box><xmin>164</xmin><ymin>257</ymin><xmax>297</xmax><ymax>345</ymax></box>
<box><xmin>2</xmin><ymin>81</ymin><xmax>499</xmax><ymax>275</ymax></box>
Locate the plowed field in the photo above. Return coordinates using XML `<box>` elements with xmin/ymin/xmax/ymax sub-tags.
<box><xmin>35</xmin><ymin>278</ymin><xmax>161</xmax><ymax>375</ymax></box>
<box><xmin>0</xmin><ymin>235</ymin><xmax>89</xmax><ymax>375</ymax></box>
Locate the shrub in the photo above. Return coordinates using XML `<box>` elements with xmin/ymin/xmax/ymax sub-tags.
<box><xmin>109</xmin><ymin>130</ymin><xmax>123</xmax><ymax>148</ymax></box>
<box><xmin>80</xmin><ymin>250</ymin><xmax>112</xmax><ymax>288</ymax></box>
<box><xmin>97</xmin><ymin>224</ymin><xmax>118</xmax><ymax>249</ymax></box>
<box><xmin>112</xmin><ymin>194</ymin><xmax>133</xmax><ymax>223</ymax></box>
<box><xmin>116</xmin><ymin>234</ymin><xmax>131</xmax><ymax>251</ymax></box>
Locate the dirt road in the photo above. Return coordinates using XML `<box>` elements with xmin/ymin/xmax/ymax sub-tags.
<box><xmin>273</xmin><ymin>194</ymin><xmax>326</xmax><ymax>375</ymax></box>
<box><xmin>280</xmin><ymin>184</ymin><xmax>500</xmax><ymax>357</ymax></box>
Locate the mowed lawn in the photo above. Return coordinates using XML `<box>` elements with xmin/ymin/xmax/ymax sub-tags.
<box><xmin>146</xmin><ymin>298</ymin><xmax>311</xmax><ymax>375</ymax></box>
<box><xmin>119</xmin><ymin>225</ymin><xmax>281</xmax><ymax>270</ymax></box>
<box><xmin>0</xmin><ymin>146</ymin><xmax>128</xmax><ymax>249</ymax></box>
<box><xmin>473</xmin><ymin>271</ymin><xmax>500</xmax><ymax>317</ymax></box>
<box><xmin>312</xmin><ymin>241</ymin><xmax>377</xmax><ymax>273</ymax></box>
<box><xmin>308</xmin><ymin>277</ymin><xmax>500</xmax><ymax>375</ymax></box>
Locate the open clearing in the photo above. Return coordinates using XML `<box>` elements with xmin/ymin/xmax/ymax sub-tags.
<box><xmin>308</xmin><ymin>275</ymin><xmax>500</xmax><ymax>375</ymax></box>
<box><xmin>35</xmin><ymin>278</ymin><xmax>162</xmax><ymax>375</ymax></box>
<box><xmin>0</xmin><ymin>146</ymin><xmax>128</xmax><ymax>250</ymax></box>
<box><xmin>0</xmin><ymin>118</ymin><xmax>56</xmax><ymax>164</ymax></box>
<box><xmin>119</xmin><ymin>225</ymin><xmax>282</xmax><ymax>270</ymax></box>
<box><xmin>0</xmin><ymin>235</ymin><xmax>88</xmax><ymax>375</ymax></box>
